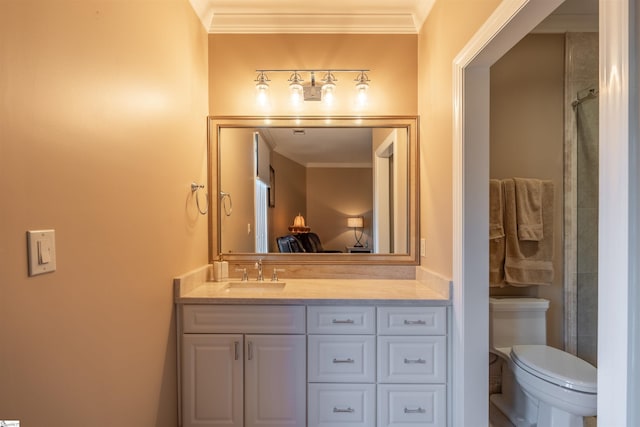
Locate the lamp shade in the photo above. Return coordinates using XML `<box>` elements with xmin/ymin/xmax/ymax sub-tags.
<box><xmin>293</xmin><ymin>213</ymin><xmax>306</xmax><ymax>227</ymax></box>
<box><xmin>347</xmin><ymin>217</ymin><xmax>363</xmax><ymax>228</ymax></box>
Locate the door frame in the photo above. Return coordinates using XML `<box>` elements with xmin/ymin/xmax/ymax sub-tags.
<box><xmin>451</xmin><ymin>0</ymin><xmax>638</xmax><ymax>425</ymax></box>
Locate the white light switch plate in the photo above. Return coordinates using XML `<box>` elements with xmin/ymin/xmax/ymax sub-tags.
<box><xmin>420</xmin><ymin>238</ymin><xmax>426</xmax><ymax>257</ymax></box>
<box><xmin>27</xmin><ymin>229</ymin><xmax>56</xmax><ymax>276</ymax></box>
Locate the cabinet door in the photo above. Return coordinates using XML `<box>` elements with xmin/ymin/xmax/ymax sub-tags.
<box><xmin>182</xmin><ymin>334</ymin><xmax>243</xmax><ymax>427</ymax></box>
<box><xmin>245</xmin><ymin>334</ymin><xmax>306</xmax><ymax>427</ymax></box>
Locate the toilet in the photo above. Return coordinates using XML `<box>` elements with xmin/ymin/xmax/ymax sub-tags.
<box><xmin>489</xmin><ymin>297</ymin><xmax>597</xmax><ymax>427</ymax></box>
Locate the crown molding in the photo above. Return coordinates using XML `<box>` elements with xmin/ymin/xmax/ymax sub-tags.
<box><xmin>207</xmin><ymin>12</ymin><xmax>419</xmax><ymax>34</ymax></box>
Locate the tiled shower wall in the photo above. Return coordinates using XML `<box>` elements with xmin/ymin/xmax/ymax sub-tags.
<box><xmin>564</xmin><ymin>32</ymin><xmax>598</xmax><ymax>366</ymax></box>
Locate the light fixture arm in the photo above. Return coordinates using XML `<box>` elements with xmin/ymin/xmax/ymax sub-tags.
<box><xmin>254</xmin><ymin>69</ymin><xmax>370</xmax><ymax>105</ymax></box>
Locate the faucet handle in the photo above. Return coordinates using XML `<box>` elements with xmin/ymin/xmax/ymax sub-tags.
<box><xmin>271</xmin><ymin>268</ymin><xmax>285</xmax><ymax>282</ymax></box>
<box><xmin>235</xmin><ymin>267</ymin><xmax>248</xmax><ymax>282</ymax></box>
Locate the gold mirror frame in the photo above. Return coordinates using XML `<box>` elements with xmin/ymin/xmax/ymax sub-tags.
<box><xmin>208</xmin><ymin>116</ymin><xmax>419</xmax><ymax>266</ymax></box>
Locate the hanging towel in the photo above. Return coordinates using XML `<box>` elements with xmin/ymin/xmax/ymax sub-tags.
<box><xmin>489</xmin><ymin>179</ymin><xmax>505</xmax><ymax>286</ymax></box>
<box><xmin>514</xmin><ymin>177</ymin><xmax>544</xmax><ymax>241</ymax></box>
<box><xmin>503</xmin><ymin>179</ymin><xmax>554</xmax><ymax>286</ymax></box>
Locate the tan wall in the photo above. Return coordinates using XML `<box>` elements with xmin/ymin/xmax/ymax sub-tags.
<box><xmin>270</xmin><ymin>151</ymin><xmax>307</xmax><ymax>249</ymax></box>
<box><xmin>489</xmin><ymin>34</ymin><xmax>566</xmax><ymax>348</ymax></box>
<box><xmin>417</xmin><ymin>0</ymin><xmax>502</xmax><ymax>276</ymax></box>
<box><xmin>307</xmin><ymin>167</ymin><xmax>373</xmax><ymax>251</ymax></box>
<box><xmin>0</xmin><ymin>1</ymin><xmax>209</xmax><ymax>425</ymax></box>
<box><xmin>220</xmin><ymin>128</ymin><xmax>256</xmax><ymax>253</ymax></box>
<box><xmin>209</xmin><ymin>34</ymin><xmax>418</xmax><ymax>116</ymax></box>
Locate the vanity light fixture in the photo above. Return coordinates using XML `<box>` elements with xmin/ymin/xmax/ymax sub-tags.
<box><xmin>347</xmin><ymin>216</ymin><xmax>365</xmax><ymax>247</ymax></box>
<box><xmin>254</xmin><ymin>69</ymin><xmax>370</xmax><ymax>106</ymax></box>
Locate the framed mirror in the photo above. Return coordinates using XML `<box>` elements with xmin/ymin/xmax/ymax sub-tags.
<box><xmin>208</xmin><ymin>116</ymin><xmax>419</xmax><ymax>265</ymax></box>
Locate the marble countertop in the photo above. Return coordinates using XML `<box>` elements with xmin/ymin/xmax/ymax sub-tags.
<box><xmin>175</xmin><ymin>268</ymin><xmax>450</xmax><ymax>306</ymax></box>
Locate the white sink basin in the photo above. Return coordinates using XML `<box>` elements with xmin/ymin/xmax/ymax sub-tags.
<box><xmin>223</xmin><ymin>281</ymin><xmax>286</xmax><ymax>291</ymax></box>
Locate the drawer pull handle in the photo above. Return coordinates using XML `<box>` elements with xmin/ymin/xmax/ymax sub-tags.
<box><xmin>404</xmin><ymin>358</ymin><xmax>427</xmax><ymax>364</ymax></box>
<box><xmin>404</xmin><ymin>407</ymin><xmax>426</xmax><ymax>414</ymax></box>
<box><xmin>404</xmin><ymin>319</ymin><xmax>427</xmax><ymax>325</ymax></box>
<box><xmin>247</xmin><ymin>341</ymin><xmax>253</xmax><ymax>361</ymax></box>
<box><xmin>332</xmin><ymin>318</ymin><xmax>355</xmax><ymax>324</ymax></box>
<box><xmin>333</xmin><ymin>407</ymin><xmax>355</xmax><ymax>413</ymax></box>
<box><xmin>234</xmin><ymin>341</ymin><xmax>239</xmax><ymax>360</ymax></box>
<box><xmin>333</xmin><ymin>358</ymin><xmax>355</xmax><ymax>364</ymax></box>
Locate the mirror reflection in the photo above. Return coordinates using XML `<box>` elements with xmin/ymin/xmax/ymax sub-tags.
<box><xmin>211</xmin><ymin>117</ymin><xmax>418</xmax><ymax>264</ymax></box>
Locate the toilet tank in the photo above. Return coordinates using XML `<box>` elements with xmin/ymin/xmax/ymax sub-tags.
<box><xmin>489</xmin><ymin>297</ymin><xmax>549</xmax><ymax>349</ymax></box>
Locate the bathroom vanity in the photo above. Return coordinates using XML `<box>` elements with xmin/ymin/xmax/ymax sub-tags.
<box><xmin>174</xmin><ymin>266</ymin><xmax>451</xmax><ymax>427</ymax></box>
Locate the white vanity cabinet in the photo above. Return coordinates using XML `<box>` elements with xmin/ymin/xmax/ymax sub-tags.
<box><xmin>180</xmin><ymin>305</ymin><xmax>306</xmax><ymax>427</ymax></box>
<box><xmin>178</xmin><ymin>303</ymin><xmax>448</xmax><ymax>427</ymax></box>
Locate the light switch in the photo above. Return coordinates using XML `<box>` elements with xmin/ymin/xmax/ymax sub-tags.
<box><xmin>420</xmin><ymin>238</ymin><xmax>426</xmax><ymax>258</ymax></box>
<box><xmin>27</xmin><ymin>229</ymin><xmax>56</xmax><ymax>276</ymax></box>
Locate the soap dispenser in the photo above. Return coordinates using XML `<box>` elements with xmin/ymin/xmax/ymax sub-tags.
<box><xmin>213</xmin><ymin>256</ymin><xmax>229</xmax><ymax>282</ymax></box>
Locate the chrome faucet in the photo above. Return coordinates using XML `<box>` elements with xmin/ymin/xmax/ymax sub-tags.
<box><xmin>255</xmin><ymin>259</ymin><xmax>264</xmax><ymax>281</ymax></box>
<box><xmin>235</xmin><ymin>267</ymin><xmax>249</xmax><ymax>281</ymax></box>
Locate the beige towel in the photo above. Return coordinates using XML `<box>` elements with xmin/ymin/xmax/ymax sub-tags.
<box><xmin>514</xmin><ymin>177</ymin><xmax>544</xmax><ymax>241</ymax></box>
<box><xmin>489</xmin><ymin>179</ymin><xmax>505</xmax><ymax>286</ymax></box>
<box><xmin>503</xmin><ymin>179</ymin><xmax>554</xmax><ymax>286</ymax></box>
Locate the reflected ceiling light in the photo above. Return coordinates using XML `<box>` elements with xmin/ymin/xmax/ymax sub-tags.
<box><xmin>255</xmin><ymin>71</ymin><xmax>270</xmax><ymax>106</ymax></box>
<box><xmin>254</xmin><ymin>69</ymin><xmax>371</xmax><ymax>106</ymax></box>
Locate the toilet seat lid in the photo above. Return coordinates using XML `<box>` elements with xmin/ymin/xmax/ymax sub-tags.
<box><xmin>511</xmin><ymin>345</ymin><xmax>597</xmax><ymax>394</ymax></box>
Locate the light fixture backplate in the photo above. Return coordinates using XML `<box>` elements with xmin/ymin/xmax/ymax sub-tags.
<box><xmin>303</xmin><ymin>84</ymin><xmax>322</xmax><ymax>101</ymax></box>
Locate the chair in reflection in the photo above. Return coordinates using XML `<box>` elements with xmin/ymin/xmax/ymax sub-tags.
<box><xmin>276</xmin><ymin>235</ymin><xmax>305</xmax><ymax>253</ymax></box>
<box><xmin>276</xmin><ymin>232</ymin><xmax>342</xmax><ymax>253</ymax></box>
<box><xmin>297</xmin><ymin>232</ymin><xmax>342</xmax><ymax>253</ymax></box>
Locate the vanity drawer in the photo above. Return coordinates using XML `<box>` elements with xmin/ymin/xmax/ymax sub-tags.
<box><xmin>377</xmin><ymin>384</ymin><xmax>446</xmax><ymax>427</ymax></box>
<box><xmin>308</xmin><ymin>335</ymin><xmax>376</xmax><ymax>383</ymax></box>
<box><xmin>307</xmin><ymin>306</ymin><xmax>375</xmax><ymax>334</ymax></box>
<box><xmin>308</xmin><ymin>383</ymin><xmax>376</xmax><ymax>427</ymax></box>
<box><xmin>378</xmin><ymin>336</ymin><xmax>446</xmax><ymax>383</ymax></box>
<box><xmin>182</xmin><ymin>305</ymin><xmax>305</xmax><ymax>334</ymax></box>
<box><xmin>377</xmin><ymin>306</ymin><xmax>446</xmax><ymax>335</ymax></box>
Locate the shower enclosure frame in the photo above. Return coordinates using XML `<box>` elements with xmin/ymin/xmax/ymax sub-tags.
<box><xmin>563</xmin><ymin>32</ymin><xmax>598</xmax><ymax>359</ymax></box>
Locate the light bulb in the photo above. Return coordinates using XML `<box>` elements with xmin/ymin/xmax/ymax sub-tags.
<box><xmin>323</xmin><ymin>84</ymin><xmax>335</xmax><ymax>105</ymax></box>
<box><xmin>354</xmin><ymin>72</ymin><xmax>370</xmax><ymax>107</ymax></box>
<box><xmin>356</xmin><ymin>84</ymin><xmax>368</xmax><ymax>106</ymax></box>
<box><xmin>256</xmin><ymin>84</ymin><xmax>269</xmax><ymax>106</ymax></box>
<box><xmin>290</xmin><ymin>84</ymin><xmax>303</xmax><ymax>105</ymax></box>
<box><xmin>322</xmin><ymin>72</ymin><xmax>337</xmax><ymax>106</ymax></box>
<box><xmin>255</xmin><ymin>72</ymin><xmax>270</xmax><ymax>107</ymax></box>
<box><xmin>288</xmin><ymin>72</ymin><xmax>304</xmax><ymax>106</ymax></box>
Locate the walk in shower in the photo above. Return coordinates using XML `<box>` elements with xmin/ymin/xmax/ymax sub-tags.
<box><xmin>564</xmin><ymin>33</ymin><xmax>598</xmax><ymax>366</ymax></box>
